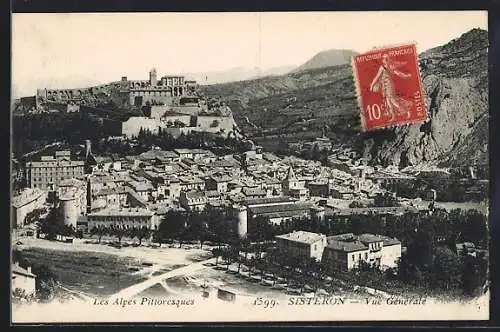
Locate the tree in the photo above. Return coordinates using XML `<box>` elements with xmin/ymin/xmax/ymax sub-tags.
<box><xmin>407</xmin><ymin>228</ymin><xmax>434</xmax><ymax>269</ymax></box>
<box><xmin>110</xmin><ymin>226</ymin><xmax>126</xmax><ymax>245</ymax></box>
<box><xmin>462</xmin><ymin>253</ymin><xmax>488</xmax><ymax>296</ymax></box>
<box><xmin>221</xmin><ymin>247</ymin><xmax>234</xmax><ymax>270</ymax></box>
<box><xmin>212</xmin><ymin>247</ymin><xmax>223</xmax><ymax>266</ymax></box>
<box><xmin>126</xmin><ymin>227</ymin><xmax>138</xmax><ymax>243</ymax></box>
<box><xmin>177</xmin><ymin>222</ymin><xmax>190</xmax><ymax>248</ymax></box>
<box><xmin>158</xmin><ymin>210</ymin><xmax>187</xmax><ymax>244</ymax></box>
<box><xmin>250</xmin><ymin>215</ymin><xmax>274</xmax><ymax>244</ymax></box>
<box><xmin>240</xmin><ymin>237</ymin><xmax>251</xmax><ymax>263</ymax></box>
<box><xmin>136</xmin><ymin>226</ymin><xmax>151</xmax><ymax>246</ymax></box>
<box><xmin>432</xmin><ymin>246</ymin><xmax>462</xmax><ymax>290</ymax></box>
<box><xmin>60</xmin><ymin>224</ymin><xmax>75</xmax><ymax>237</ymax></box>
<box><xmin>30</xmin><ymin>263</ymin><xmax>59</xmax><ymax>301</ymax></box>
<box><xmin>39</xmin><ymin>208</ymin><xmax>58</xmax><ymax>240</ymax></box>
<box><xmin>12</xmin><ymin>288</ymin><xmax>36</xmax><ymax>304</ymax></box>
<box><xmin>311</xmin><ymin>144</ymin><xmax>321</xmax><ymax>161</ymax></box>
<box><xmin>255</xmin><ymin>253</ymin><xmax>268</xmax><ymax>280</ymax></box>
<box><xmin>174</xmin><ymin>120</ymin><xmax>186</xmax><ymax>128</ymax></box>
<box><xmin>349</xmin><ymin>201</ymin><xmax>365</xmax><ymax>208</ymax></box>
<box><xmin>232</xmin><ymin>241</ymin><xmax>244</xmax><ymax>273</ymax></box>
<box><xmin>247</xmin><ymin>255</ymin><xmax>258</xmax><ymax>277</ymax></box>
<box><xmin>373</xmin><ymin>192</ymin><xmax>399</xmax><ymax>207</ymax></box>
<box><xmin>206</xmin><ymin>207</ymin><xmax>230</xmax><ymax>249</ymax></box>
<box><xmin>284</xmin><ymin>255</ymin><xmax>301</xmax><ymax>286</ymax></box>
<box><xmin>188</xmin><ymin>212</ymin><xmax>208</xmax><ymax>249</ymax></box>
<box><xmin>90</xmin><ymin>226</ymin><xmax>108</xmax><ymax>244</ymax></box>
<box><xmin>24</xmin><ymin>208</ymin><xmax>46</xmax><ymax>226</ymax></box>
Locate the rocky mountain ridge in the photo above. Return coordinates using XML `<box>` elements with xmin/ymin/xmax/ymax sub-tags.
<box><xmin>367</xmin><ymin>28</ymin><xmax>488</xmax><ymax>167</ymax></box>
<box><xmin>292</xmin><ymin>49</ymin><xmax>358</xmax><ymax>73</ymax></box>
<box><xmin>201</xmin><ymin>28</ymin><xmax>488</xmax><ymax>168</ymax></box>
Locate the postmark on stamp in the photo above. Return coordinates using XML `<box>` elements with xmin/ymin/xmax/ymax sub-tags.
<box><xmin>351</xmin><ymin>44</ymin><xmax>428</xmax><ymax>131</ymax></box>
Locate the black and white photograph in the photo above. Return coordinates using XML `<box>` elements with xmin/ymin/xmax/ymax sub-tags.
<box><xmin>10</xmin><ymin>11</ymin><xmax>490</xmax><ymax>322</ymax></box>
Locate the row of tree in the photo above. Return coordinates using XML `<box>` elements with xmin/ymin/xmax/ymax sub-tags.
<box><xmin>37</xmin><ymin>208</ymin><xmax>152</xmax><ymax>245</ymax></box>
<box><xmin>211</xmin><ymin>244</ymin><xmax>334</xmax><ymax>293</ymax></box>
<box><xmin>207</xmin><ymin>230</ymin><xmax>488</xmax><ymax>298</ymax></box>
<box><xmin>155</xmin><ymin>207</ymin><xmax>236</xmax><ymax>249</ymax></box>
<box><xmin>86</xmin><ymin>129</ymin><xmax>249</xmax><ymax>158</ymax></box>
<box><xmin>89</xmin><ymin>225</ymin><xmax>152</xmax><ymax>245</ymax></box>
<box><xmin>156</xmin><ymin>206</ymin><xmax>488</xmax><ymax>298</ymax></box>
<box><xmin>151</xmin><ymin>206</ymin><xmax>488</xmax><ymax>254</ymax></box>
<box><xmin>38</xmin><ymin>203</ymin><xmax>487</xmax><ymax>255</ymax></box>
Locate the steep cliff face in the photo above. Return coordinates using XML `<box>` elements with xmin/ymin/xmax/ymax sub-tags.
<box><xmin>201</xmin><ymin>29</ymin><xmax>488</xmax><ymax>168</ymax></box>
<box><xmin>365</xmin><ymin>28</ymin><xmax>488</xmax><ymax>167</ymax></box>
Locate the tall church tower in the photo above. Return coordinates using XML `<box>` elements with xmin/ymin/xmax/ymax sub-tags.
<box><xmin>282</xmin><ymin>166</ymin><xmax>300</xmax><ymax>195</ymax></box>
<box><xmin>149</xmin><ymin>68</ymin><xmax>157</xmax><ymax>86</ymax></box>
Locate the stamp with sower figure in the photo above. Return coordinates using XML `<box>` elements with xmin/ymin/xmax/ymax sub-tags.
<box><xmin>351</xmin><ymin>44</ymin><xmax>428</xmax><ymax>131</ymax></box>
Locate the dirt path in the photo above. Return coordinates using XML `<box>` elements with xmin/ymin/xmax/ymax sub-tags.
<box><xmin>107</xmin><ymin>258</ymin><xmax>216</xmax><ymax>302</ymax></box>
<box><xmin>15</xmin><ymin>237</ymin><xmax>211</xmax><ymax>267</ymax></box>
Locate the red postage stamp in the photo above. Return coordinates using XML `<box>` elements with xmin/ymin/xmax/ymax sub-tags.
<box><xmin>351</xmin><ymin>44</ymin><xmax>428</xmax><ymax>131</ymax></box>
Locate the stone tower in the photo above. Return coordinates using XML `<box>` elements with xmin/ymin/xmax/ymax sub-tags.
<box><xmin>310</xmin><ymin>206</ymin><xmax>325</xmax><ymax>222</ymax></box>
<box><xmin>85</xmin><ymin>139</ymin><xmax>92</xmax><ymax>158</ymax></box>
<box><xmin>149</xmin><ymin>68</ymin><xmax>157</xmax><ymax>86</ymax></box>
<box><xmin>282</xmin><ymin>166</ymin><xmax>300</xmax><ymax>195</ymax></box>
<box><xmin>233</xmin><ymin>205</ymin><xmax>248</xmax><ymax>238</ymax></box>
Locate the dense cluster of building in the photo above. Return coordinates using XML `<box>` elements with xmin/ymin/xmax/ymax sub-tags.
<box><xmin>13</xmin><ymin>125</ymin><xmax>488</xmax><ymax>243</ymax></box>
<box><xmin>14</xmin><ymin>132</ymin><xmax>451</xmax><ymax>237</ymax></box>
<box><xmin>11</xmin><ymin>139</ymin><xmax>372</xmax><ymax>232</ymax></box>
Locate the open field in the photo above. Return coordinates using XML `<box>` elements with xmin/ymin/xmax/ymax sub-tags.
<box><xmin>16</xmin><ymin>247</ymin><xmax>148</xmax><ymax>296</ymax></box>
<box><xmin>15</xmin><ymin>237</ymin><xmax>212</xmax><ymax>266</ymax></box>
<box><xmin>13</xmin><ymin>237</ymin><xmax>213</xmax><ymax>297</ymax></box>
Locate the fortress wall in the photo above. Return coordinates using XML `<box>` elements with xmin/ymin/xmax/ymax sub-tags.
<box><xmin>121</xmin><ymin>117</ymin><xmax>161</xmax><ymax>138</ymax></box>
<box><xmin>163</xmin><ymin>115</ymin><xmax>192</xmax><ymax>126</ymax></box>
<box><xmin>195</xmin><ymin>115</ymin><xmax>236</xmax><ymax>136</ymax></box>
<box><xmin>129</xmin><ymin>92</ymin><xmax>174</xmax><ymax>107</ymax></box>
<box><xmin>150</xmin><ymin>106</ymin><xmax>169</xmax><ymax>119</ymax></box>
<box><xmin>110</xmin><ymin>90</ymin><xmax>131</xmax><ymax>109</ymax></box>
<box><xmin>35</xmin><ymin>82</ymin><xmax>121</xmax><ymax>105</ymax></box>
<box><xmin>169</xmin><ymin>105</ymin><xmax>202</xmax><ymax>116</ymax></box>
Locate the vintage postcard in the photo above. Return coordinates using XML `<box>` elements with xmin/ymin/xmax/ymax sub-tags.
<box><xmin>11</xmin><ymin>11</ymin><xmax>489</xmax><ymax>323</ymax></box>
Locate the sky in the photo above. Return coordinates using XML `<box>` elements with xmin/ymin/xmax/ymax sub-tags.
<box><xmin>12</xmin><ymin>11</ymin><xmax>487</xmax><ymax>98</ymax></box>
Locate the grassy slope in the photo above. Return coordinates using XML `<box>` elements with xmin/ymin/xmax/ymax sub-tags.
<box><xmin>19</xmin><ymin>248</ymin><xmax>148</xmax><ymax>296</ymax></box>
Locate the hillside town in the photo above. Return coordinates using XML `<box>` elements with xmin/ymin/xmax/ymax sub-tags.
<box><xmin>12</xmin><ymin>68</ymin><xmax>488</xmax><ymax>306</ymax></box>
